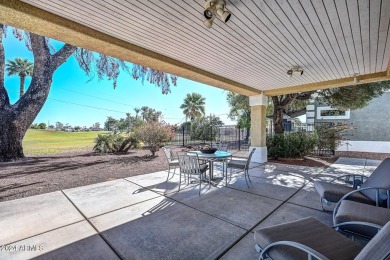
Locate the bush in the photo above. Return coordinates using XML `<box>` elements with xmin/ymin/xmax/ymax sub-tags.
<box><xmin>190</xmin><ymin>116</ymin><xmax>223</xmax><ymax>143</ymax></box>
<box><xmin>315</xmin><ymin>122</ymin><xmax>352</xmax><ymax>155</ymax></box>
<box><xmin>133</xmin><ymin>122</ymin><xmax>175</xmax><ymax>156</ymax></box>
<box><xmin>267</xmin><ymin>132</ymin><xmax>317</xmax><ymax>159</ymax></box>
<box><xmin>93</xmin><ymin>132</ymin><xmax>142</xmax><ymax>154</ymax></box>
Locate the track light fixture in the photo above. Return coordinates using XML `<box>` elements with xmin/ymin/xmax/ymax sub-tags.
<box><xmin>353</xmin><ymin>74</ymin><xmax>359</xmax><ymax>84</ymax></box>
<box><xmin>203</xmin><ymin>0</ymin><xmax>231</xmax><ymax>28</ymax></box>
<box><xmin>287</xmin><ymin>66</ymin><xmax>304</xmax><ymax>78</ymax></box>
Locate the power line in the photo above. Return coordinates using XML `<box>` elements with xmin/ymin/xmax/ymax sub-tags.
<box><xmin>7</xmin><ymin>90</ymin><xmax>183</xmax><ymax>120</ymax></box>
<box><xmin>48</xmin><ymin>98</ymin><xmax>129</xmax><ymax>114</ymax></box>
<box><xmin>49</xmin><ymin>98</ymin><xmax>182</xmax><ymax>119</ymax></box>
<box><xmin>58</xmin><ymin>87</ymin><xmax>138</xmax><ymax>108</ymax></box>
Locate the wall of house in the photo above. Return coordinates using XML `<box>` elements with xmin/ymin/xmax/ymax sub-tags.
<box><xmin>312</xmin><ymin>92</ymin><xmax>390</xmax><ymax>142</ymax></box>
<box><xmin>307</xmin><ymin>92</ymin><xmax>390</xmax><ymax>153</ymax></box>
<box><xmin>344</xmin><ymin>92</ymin><xmax>390</xmax><ymax>142</ymax></box>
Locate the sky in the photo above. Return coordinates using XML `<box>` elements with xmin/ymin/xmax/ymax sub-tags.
<box><xmin>3</xmin><ymin>27</ymin><xmax>236</xmax><ymax>128</ymax></box>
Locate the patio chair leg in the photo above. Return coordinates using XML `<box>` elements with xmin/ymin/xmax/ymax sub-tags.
<box><xmin>199</xmin><ymin>174</ymin><xmax>201</xmax><ymax>195</ymax></box>
<box><xmin>178</xmin><ymin>171</ymin><xmax>181</xmax><ymax>191</ymax></box>
<box><xmin>225</xmin><ymin>167</ymin><xmax>228</xmax><ymax>187</ymax></box>
<box><xmin>247</xmin><ymin>170</ymin><xmax>252</xmax><ymax>183</ymax></box>
<box><xmin>244</xmin><ymin>171</ymin><xmax>250</xmax><ymax>188</ymax></box>
<box><xmin>166</xmin><ymin>167</ymin><xmax>171</xmax><ymax>182</ymax></box>
<box><xmin>320</xmin><ymin>197</ymin><xmax>326</xmax><ymax>211</ymax></box>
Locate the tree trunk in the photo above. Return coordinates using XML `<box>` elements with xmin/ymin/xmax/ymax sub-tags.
<box><xmin>0</xmin><ymin>111</ymin><xmax>26</xmax><ymax>161</ymax></box>
<box><xmin>273</xmin><ymin>106</ymin><xmax>285</xmax><ymax>134</ymax></box>
<box><xmin>0</xmin><ymin>31</ymin><xmax>77</xmax><ymax>161</ymax></box>
<box><xmin>19</xmin><ymin>75</ymin><xmax>25</xmax><ymax>97</ymax></box>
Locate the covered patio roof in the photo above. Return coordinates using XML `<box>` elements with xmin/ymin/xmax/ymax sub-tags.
<box><xmin>1</xmin><ymin>0</ymin><xmax>390</xmax><ymax>95</ymax></box>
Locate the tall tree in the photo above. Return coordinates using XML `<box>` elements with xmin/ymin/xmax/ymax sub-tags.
<box><xmin>190</xmin><ymin>115</ymin><xmax>223</xmax><ymax>143</ymax></box>
<box><xmin>270</xmin><ymin>81</ymin><xmax>390</xmax><ymax>134</ymax></box>
<box><xmin>271</xmin><ymin>92</ymin><xmax>313</xmax><ymax>134</ymax></box>
<box><xmin>134</xmin><ymin>107</ymin><xmax>140</xmax><ymax>119</ymax></box>
<box><xmin>104</xmin><ymin>116</ymin><xmax>118</xmax><ymax>131</ymax></box>
<box><xmin>180</xmin><ymin>93</ymin><xmax>206</xmax><ymax>121</ymax></box>
<box><xmin>140</xmin><ymin>106</ymin><xmax>162</xmax><ymax>122</ymax></box>
<box><xmin>226</xmin><ymin>92</ymin><xmax>251</xmax><ymax>140</ymax></box>
<box><xmin>0</xmin><ymin>25</ymin><xmax>177</xmax><ymax>161</ymax></box>
<box><xmin>5</xmin><ymin>57</ymin><xmax>33</xmax><ymax>98</ymax></box>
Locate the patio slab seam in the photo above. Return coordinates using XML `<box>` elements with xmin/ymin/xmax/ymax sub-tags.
<box><xmin>217</xmin><ymin>176</ymin><xmax>316</xmax><ymax>259</ymax></box>
<box><xmin>123</xmin><ymin>177</ymin><xmax>254</xmax><ymax>231</ymax></box>
<box><xmin>60</xmin><ymin>190</ymin><xmax>124</xmax><ymax>260</ymax></box>
<box><xmin>3</xmin><ymin>219</ymin><xmax>85</xmax><ymax>246</ymax></box>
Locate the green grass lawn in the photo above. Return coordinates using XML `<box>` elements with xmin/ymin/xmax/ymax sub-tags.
<box><xmin>23</xmin><ymin>129</ymin><xmax>107</xmax><ymax>155</ymax></box>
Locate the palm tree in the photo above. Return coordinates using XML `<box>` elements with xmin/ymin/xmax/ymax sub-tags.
<box><xmin>6</xmin><ymin>58</ymin><xmax>34</xmax><ymax>98</ymax></box>
<box><xmin>140</xmin><ymin>106</ymin><xmax>149</xmax><ymax>121</ymax></box>
<box><xmin>134</xmin><ymin>107</ymin><xmax>140</xmax><ymax>119</ymax></box>
<box><xmin>180</xmin><ymin>93</ymin><xmax>206</xmax><ymax>121</ymax></box>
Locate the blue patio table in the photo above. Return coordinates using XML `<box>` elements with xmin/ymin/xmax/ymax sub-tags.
<box><xmin>188</xmin><ymin>151</ymin><xmax>232</xmax><ymax>186</ymax></box>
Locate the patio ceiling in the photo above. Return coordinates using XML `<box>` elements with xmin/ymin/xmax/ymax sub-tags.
<box><xmin>1</xmin><ymin>0</ymin><xmax>390</xmax><ymax>95</ymax></box>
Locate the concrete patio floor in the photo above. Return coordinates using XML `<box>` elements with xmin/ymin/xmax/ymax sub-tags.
<box><xmin>0</xmin><ymin>158</ymin><xmax>380</xmax><ymax>259</ymax></box>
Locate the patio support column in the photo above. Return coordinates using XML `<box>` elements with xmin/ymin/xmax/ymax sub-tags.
<box><xmin>249</xmin><ymin>93</ymin><xmax>268</xmax><ymax>163</ymax></box>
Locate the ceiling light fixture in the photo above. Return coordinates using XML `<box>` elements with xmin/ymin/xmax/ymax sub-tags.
<box><xmin>287</xmin><ymin>66</ymin><xmax>304</xmax><ymax>78</ymax></box>
<box><xmin>203</xmin><ymin>0</ymin><xmax>231</xmax><ymax>28</ymax></box>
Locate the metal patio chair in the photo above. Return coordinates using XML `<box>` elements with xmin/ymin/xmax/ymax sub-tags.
<box><xmin>177</xmin><ymin>152</ymin><xmax>209</xmax><ymax>195</ymax></box>
<box><xmin>226</xmin><ymin>148</ymin><xmax>256</xmax><ymax>187</ymax></box>
<box><xmin>254</xmin><ymin>217</ymin><xmax>390</xmax><ymax>260</ymax></box>
<box><xmin>332</xmin><ymin>186</ymin><xmax>390</xmax><ymax>239</ymax></box>
<box><xmin>314</xmin><ymin>158</ymin><xmax>390</xmax><ymax>211</ymax></box>
<box><xmin>162</xmin><ymin>147</ymin><xmax>179</xmax><ymax>181</ymax></box>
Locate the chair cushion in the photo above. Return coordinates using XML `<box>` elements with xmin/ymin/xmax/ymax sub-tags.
<box><xmin>314</xmin><ymin>181</ymin><xmax>374</xmax><ymax>204</ymax></box>
<box><xmin>335</xmin><ymin>200</ymin><xmax>390</xmax><ymax>226</ymax></box>
<box><xmin>227</xmin><ymin>159</ymin><xmax>246</xmax><ymax>169</ymax></box>
<box><xmin>355</xmin><ymin>221</ymin><xmax>390</xmax><ymax>260</ymax></box>
<box><xmin>254</xmin><ymin>217</ymin><xmax>363</xmax><ymax>260</ymax></box>
<box><xmin>361</xmin><ymin>158</ymin><xmax>390</xmax><ymax>202</ymax></box>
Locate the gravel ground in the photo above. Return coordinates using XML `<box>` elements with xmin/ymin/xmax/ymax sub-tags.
<box><xmin>0</xmin><ymin>148</ymin><xmax>169</xmax><ymax>202</ymax></box>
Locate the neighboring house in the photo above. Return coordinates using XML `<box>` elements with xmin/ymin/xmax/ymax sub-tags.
<box><xmin>306</xmin><ymin>92</ymin><xmax>390</xmax><ymax>153</ymax></box>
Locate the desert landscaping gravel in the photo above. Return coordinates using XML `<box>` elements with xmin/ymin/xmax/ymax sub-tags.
<box><xmin>0</xmin><ymin>148</ymin><xmax>168</xmax><ymax>202</ymax></box>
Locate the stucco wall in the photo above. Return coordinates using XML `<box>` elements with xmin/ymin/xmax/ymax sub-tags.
<box><xmin>313</xmin><ymin>92</ymin><xmax>390</xmax><ymax>141</ymax></box>
<box><xmin>347</xmin><ymin>92</ymin><xmax>390</xmax><ymax>141</ymax></box>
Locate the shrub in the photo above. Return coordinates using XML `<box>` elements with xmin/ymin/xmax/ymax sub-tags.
<box><xmin>93</xmin><ymin>132</ymin><xmax>142</xmax><ymax>154</ymax></box>
<box><xmin>315</xmin><ymin>122</ymin><xmax>352</xmax><ymax>155</ymax></box>
<box><xmin>190</xmin><ymin>116</ymin><xmax>223</xmax><ymax>143</ymax></box>
<box><xmin>133</xmin><ymin>122</ymin><xmax>175</xmax><ymax>156</ymax></box>
<box><xmin>267</xmin><ymin>132</ymin><xmax>317</xmax><ymax>159</ymax></box>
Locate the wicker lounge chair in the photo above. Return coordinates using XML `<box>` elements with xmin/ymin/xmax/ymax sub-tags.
<box><xmin>314</xmin><ymin>158</ymin><xmax>390</xmax><ymax>211</ymax></box>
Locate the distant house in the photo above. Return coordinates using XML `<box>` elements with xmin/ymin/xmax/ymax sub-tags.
<box><xmin>306</xmin><ymin>92</ymin><xmax>390</xmax><ymax>154</ymax></box>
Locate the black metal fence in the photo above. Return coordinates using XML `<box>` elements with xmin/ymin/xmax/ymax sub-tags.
<box><xmin>168</xmin><ymin>122</ymin><xmax>337</xmax><ymax>155</ymax></box>
<box><xmin>168</xmin><ymin>125</ymin><xmax>250</xmax><ymax>151</ymax></box>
